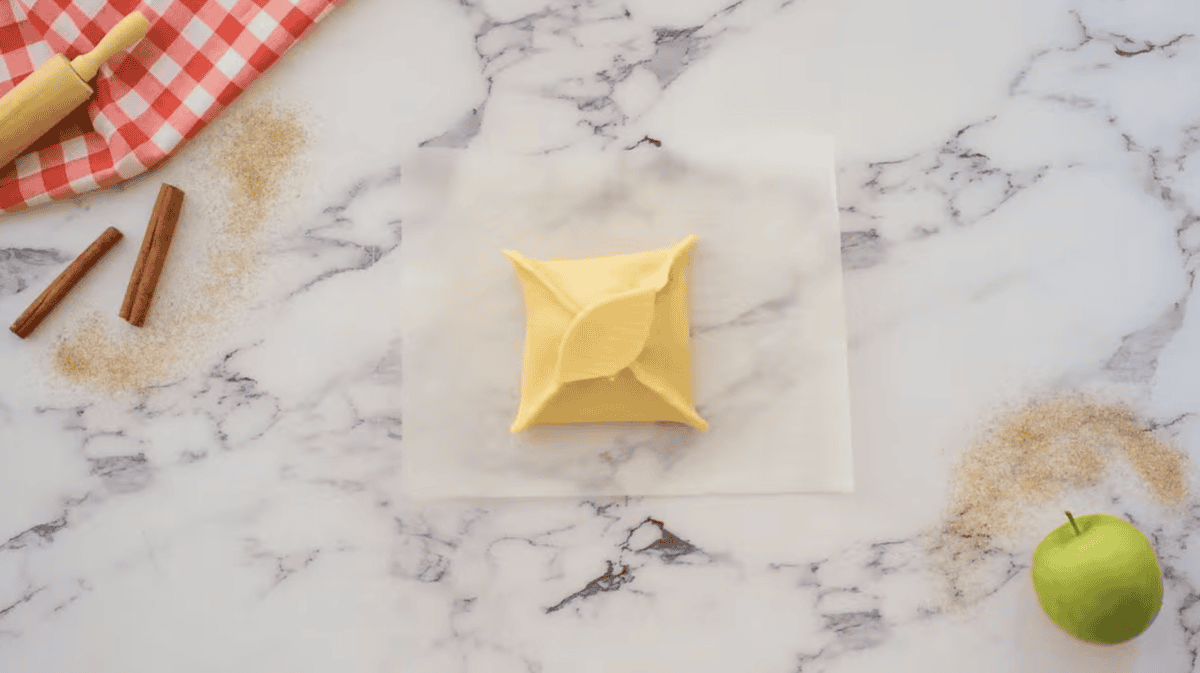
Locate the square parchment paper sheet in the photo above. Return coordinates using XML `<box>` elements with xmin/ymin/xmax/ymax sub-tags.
<box><xmin>401</xmin><ymin>133</ymin><xmax>855</xmax><ymax>500</ymax></box>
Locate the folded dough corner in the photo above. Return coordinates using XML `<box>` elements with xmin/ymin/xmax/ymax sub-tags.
<box><xmin>504</xmin><ymin>235</ymin><xmax>709</xmax><ymax>433</ymax></box>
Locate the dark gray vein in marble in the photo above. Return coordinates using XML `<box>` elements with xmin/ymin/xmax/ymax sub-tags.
<box><xmin>840</xmin><ymin>228</ymin><xmax>887</xmax><ymax>271</ymax></box>
<box><xmin>544</xmin><ymin>560</ymin><xmax>632</xmax><ymax>613</ymax></box>
<box><xmin>692</xmin><ymin>275</ymin><xmax>801</xmax><ymax>336</ymax></box>
<box><xmin>0</xmin><ymin>248</ymin><xmax>70</xmax><ymax>298</ymax></box>
<box><xmin>1105</xmin><ymin>300</ymin><xmax>1187</xmax><ymax>384</ymax></box>
<box><xmin>1147</xmin><ymin>412</ymin><xmax>1194</xmax><ymax>433</ymax></box>
<box><xmin>0</xmin><ymin>516</ymin><xmax>67</xmax><ymax>552</ymax></box>
<box><xmin>0</xmin><ymin>587</ymin><xmax>43</xmax><ymax>622</ymax></box>
<box><xmin>88</xmin><ymin>453</ymin><xmax>152</xmax><ymax>495</ymax></box>
<box><xmin>425</xmin><ymin>0</ymin><xmax>798</xmax><ymax>149</ymax></box>
<box><xmin>240</xmin><ymin>537</ymin><xmax>328</xmax><ymax>594</ymax></box>
<box><xmin>1140</xmin><ymin>504</ymin><xmax>1200</xmax><ymax>671</ymax></box>
<box><xmin>841</xmin><ymin>8</ymin><xmax>1200</xmax><ymax>392</ymax></box>
<box><xmin>1094</xmin><ymin>88</ymin><xmax>1200</xmax><ymax>387</ymax></box>
<box><xmin>420</xmin><ymin>79</ymin><xmax>492</xmax><ymax>149</ymax></box>
<box><xmin>197</xmin><ymin>348</ymin><xmax>282</xmax><ymax>449</ymax></box>
<box><xmin>845</xmin><ymin>9</ymin><xmax>1197</xmax><ymax>270</ymax></box>
<box><xmin>645</xmin><ymin>25</ymin><xmax>715</xmax><ymax>87</ymax></box>
<box><xmin>271</xmin><ymin>549</ymin><xmax>322</xmax><ymax>590</ymax></box>
<box><xmin>392</xmin><ymin>514</ymin><xmax>464</xmax><ymax>584</ymax></box>
<box><xmin>272</xmin><ymin>164</ymin><xmax>404</xmax><ymax>301</ymax></box>
<box><xmin>48</xmin><ymin>580</ymin><xmax>91</xmax><ymax>614</ymax></box>
<box><xmin>545</xmin><ymin>516</ymin><xmax>705</xmax><ymax>614</ymax></box>
<box><xmin>838</xmin><ymin>118</ymin><xmax>1050</xmax><ymax>268</ymax></box>
<box><xmin>623</xmin><ymin>135</ymin><xmax>662</xmax><ymax>150</ymax></box>
<box><xmin>621</xmin><ymin>517</ymin><xmax>707</xmax><ymax>564</ymax></box>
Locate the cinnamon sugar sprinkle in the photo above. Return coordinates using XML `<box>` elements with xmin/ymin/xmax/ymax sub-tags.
<box><xmin>51</xmin><ymin>102</ymin><xmax>308</xmax><ymax>392</ymax></box>
<box><xmin>926</xmin><ymin>395</ymin><xmax>1191</xmax><ymax>612</ymax></box>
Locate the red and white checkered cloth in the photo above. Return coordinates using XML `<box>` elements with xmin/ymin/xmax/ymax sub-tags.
<box><xmin>0</xmin><ymin>0</ymin><xmax>348</xmax><ymax>213</ymax></box>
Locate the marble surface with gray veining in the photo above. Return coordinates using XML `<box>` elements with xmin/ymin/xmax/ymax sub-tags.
<box><xmin>2</xmin><ymin>0</ymin><xmax>1200</xmax><ymax>671</ymax></box>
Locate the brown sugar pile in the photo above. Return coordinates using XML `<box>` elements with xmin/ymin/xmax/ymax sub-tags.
<box><xmin>926</xmin><ymin>395</ymin><xmax>1191</xmax><ymax>612</ymax></box>
<box><xmin>50</xmin><ymin>101</ymin><xmax>308</xmax><ymax>392</ymax></box>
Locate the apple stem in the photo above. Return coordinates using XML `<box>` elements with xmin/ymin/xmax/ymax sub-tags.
<box><xmin>1065</xmin><ymin>510</ymin><xmax>1081</xmax><ymax>536</ymax></box>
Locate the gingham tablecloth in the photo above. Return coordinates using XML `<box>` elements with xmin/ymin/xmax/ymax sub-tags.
<box><xmin>0</xmin><ymin>0</ymin><xmax>348</xmax><ymax>213</ymax></box>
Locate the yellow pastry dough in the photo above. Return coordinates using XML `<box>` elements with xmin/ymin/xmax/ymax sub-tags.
<box><xmin>504</xmin><ymin>235</ymin><xmax>709</xmax><ymax>433</ymax></box>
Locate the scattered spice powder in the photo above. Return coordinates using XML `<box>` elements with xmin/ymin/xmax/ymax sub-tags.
<box><xmin>926</xmin><ymin>395</ymin><xmax>1191</xmax><ymax>613</ymax></box>
<box><xmin>50</xmin><ymin>101</ymin><xmax>308</xmax><ymax>392</ymax></box>
<box><xmin>219</xmin><ymin>102</ymin><xmax>307</xmax><ymax>236</ymax></box>
<box><xmin>205</xmin><ymin>102</ymin><xmax>307</xmax><ymax>298</ymax></box>
<box><xmin>53</xmin><ymin>314</ymin><xmax>170</xmax><ymax>391</ymax></box>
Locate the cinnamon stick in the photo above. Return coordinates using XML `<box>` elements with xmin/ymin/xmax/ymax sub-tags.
<box><xmin>120</xmin><ymin>183</ymin><xmax>185</xmax><ymax>327</ymax></box>
<box><xmin>10</xmin><ymin>226</ymin><xmax>123</xmax><ymax>338</ymax></box>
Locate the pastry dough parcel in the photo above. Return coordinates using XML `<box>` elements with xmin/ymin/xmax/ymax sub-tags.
<box><xmin>505</xmin><ymin>235</ymin><xmax>709</xmax><ymax>432</ymax></box>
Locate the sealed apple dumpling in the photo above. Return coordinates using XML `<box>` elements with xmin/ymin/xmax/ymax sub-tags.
<box><xmin>504</xmin><ymin>235</ymin><xmax>709</xmax><ymax>433</ymax></box>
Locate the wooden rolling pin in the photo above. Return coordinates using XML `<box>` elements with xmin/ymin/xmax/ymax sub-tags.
<box><xmin>0</xmin><ymin>12</ymin><xmax>150</xmax><ymax>170</ymax></box>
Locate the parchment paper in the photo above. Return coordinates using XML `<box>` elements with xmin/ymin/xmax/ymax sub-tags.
<box><xmin>400</xmin><ymin>132</ymin><xmax>855</xmax><ymax>500</ymax></box>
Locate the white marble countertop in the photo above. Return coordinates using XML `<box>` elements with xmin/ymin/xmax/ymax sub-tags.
<box><xmin>2</xmin><ymin>0</ymin><xmax>1200</xmax><ymax>670</ymax></box>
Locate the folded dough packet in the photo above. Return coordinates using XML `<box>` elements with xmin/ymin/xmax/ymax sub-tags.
<box><xmin>504</xmin><ymin>235</ymin><xmax>709</xmax><ymax>433</ymax></box>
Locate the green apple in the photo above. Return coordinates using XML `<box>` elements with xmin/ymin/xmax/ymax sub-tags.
<box><xmin>1031</xmin><ymin>511</ymin><xmax>1163</xmax><ymax>644</ymax></box>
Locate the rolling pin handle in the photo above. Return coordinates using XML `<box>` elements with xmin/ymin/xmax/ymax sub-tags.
<box><xmin>69</xmin><ymin>12</ymin><xmax>151</xmax><ymax>82</ymax></box>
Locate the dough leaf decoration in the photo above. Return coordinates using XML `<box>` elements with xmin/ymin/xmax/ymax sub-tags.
<box><xmin>557</xmin><ymin>290</ymin><xmax>656</xmax><ymax>383</ymax></box>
